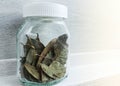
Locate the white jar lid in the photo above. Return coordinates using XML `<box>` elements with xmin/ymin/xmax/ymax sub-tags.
<box><xmin>23</xmin><ymin>2</ymin><xmax>68</xmax><ymax>18</ymax></box>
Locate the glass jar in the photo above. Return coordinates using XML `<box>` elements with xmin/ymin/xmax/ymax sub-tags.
<box><xmin>17</xmin><ymin>2</ymin><xmax>70</xmax><ymax>86</ymax></box>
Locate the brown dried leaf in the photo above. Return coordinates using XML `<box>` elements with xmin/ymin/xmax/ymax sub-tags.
<box><xmin>37</xmin><ymin>38</ymin><xmax>57</xmax><ymax>67</ymax></box>
<box><xmin>26</xmin><ymin>48</ymin><xmax>37</xmax><ymax>65</ymax></box>
<box><xmin>24</xmin><ymin>63</ymin><xmax>39</xmax><ymax>80</ymax></box>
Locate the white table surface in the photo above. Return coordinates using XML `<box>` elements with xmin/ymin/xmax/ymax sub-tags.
<box><xmin>1</xmin><ymin>62</ymin><xmax>120</xmax><ymax>86</ymax></box>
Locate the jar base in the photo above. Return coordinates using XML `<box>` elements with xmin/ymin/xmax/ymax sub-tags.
<box><xmin>20</xmin><ymin>75</ymin><xmax>68</xmax><ymax>86</ymax></box>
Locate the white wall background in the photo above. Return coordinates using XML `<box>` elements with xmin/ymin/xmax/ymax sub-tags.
<box><xmin>0</xmin><ymin>0</ymin><xmax>120</xmax><ymax>59</ymax></box>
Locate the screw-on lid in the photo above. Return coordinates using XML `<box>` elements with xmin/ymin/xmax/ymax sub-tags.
<box><xmin>23</xmin><ymin>2</ymin><xmax>68</xmax><ymax>18</ymax></box>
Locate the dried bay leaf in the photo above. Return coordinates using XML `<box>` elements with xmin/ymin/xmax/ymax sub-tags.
<box><xmin>26</xmin><ymin>48</ymin><xmax>37</xmax><ymax>65</ymax></box>
<box><xmin>53</xmin><ymin>34</ymin><xmax>68</xmax><ymax>65</ymax></box>
<box><xmin>23</xmin><ymin>44</ymin><xmax>35</xmax><ymax>56</ymax></box>
<box><xmin>55</xmin><ymin>48</ymin><xmax>68</xmax><ymax>65</ymax></box>
<box><xmin>24</xmin><ymin>63</ymin><xmax>39</xmax><ymax>80</ymax></box>
<box><xmin>40</xmin><ymin>63</ymin><xmax>55</xmax><ymax>79</ymax></box>
<box><xmin>26</xmin><ymin>34</ymin><xmax>45</xmax><ymax>54</ymax></box>
<box><xmin>37</xmin><ymin>64</ymin><xmax>50</xmax><ymax>82</ymax></box>
<box><xmin>41</xmin><ymin>61</ymin><xmax>66</xmax><ymax>79</ymax></box>
<box><xmin>25</xmin><ymin>34</ymin><xmax>45</xmax><ymax>66</ymax></box>
<box><xmin>23</xmin><ymin>66</ymin><xmax>31</xmax><ymax>80</ymax></box>
<box><xmin>37</xmin><ymin>38</ymin><xmax>57</xmax><ymax>67</ymax></box>
<box><xmin>49</xmin><ymin>61</ymin><xmax>66</xmax><ymax>78</ymax></box>
<box><xmin>24</xmin><ymin>67</ymin><xmax>39</xmax><ymax>82</ymax></box>
<box><xmin>31</xmin><ymin>38</ymin><xmax>45</xmax><ymax>54</ymax></box>
<box><xmin>58</xmin><ymin>34</ymin><xmax>68</xmax><ymax>45</ymax></box>
<box><xmin>39</xmin><ymin>69</ymin><xmax>49</xmax><ymax>82</ymax></box>
<box><xmin>42</xmin><ymin>52</ymin><xmax>54</xmax><ymax>66</ymax></box>
<box><xmin>42</xmin><ymin>58</ymin><xmax>52</xmax><ymax>66</ymax></box>
<box><xmin>40</xmin><ymin>70</ymin><xmax>50</xmax><ymax>82</ymax></box>
<box><xmin>20</xmin><ymin>34</ymin><xmax>69</xmax><ymax>83</ymax></box>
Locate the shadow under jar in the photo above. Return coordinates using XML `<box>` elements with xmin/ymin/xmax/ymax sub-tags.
<box><xmin>17</xmin><ymin>2</ymin><xmax>70</xmax><ymax>86</ymax></box>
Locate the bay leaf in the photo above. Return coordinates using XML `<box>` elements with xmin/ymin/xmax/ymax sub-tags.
<box><xmin>49</xmin><ymin>61</ymin><xmax>66</xmax><ymax>78</ymax></box>
<box><xmin>37</xmin><ymin>64</ymin><xmax>50</xmax><ymax>82</ymax></box>
<box><xmin>55</xmin><ymin>48</ymin><xmax>68</xmax><ymax>65</ymax></box>
<box><xmin>52</xmin><ymin>34</ymin><xmax>68</xmax><ymax>64</ymax></box>
<box><xmin>42</xmin><ymin>52</ymin><xmax>54</xmax><ymax>66</ymax></box>
<box><xmin>58</xmin><ymin>34</ymin><xmax>68</xmax><ymax>45</ymax></box>
<box><xmin>40</xmin><ymin>61</ymin><xmax>66</xmax><ymax>79</ymax></box>
<box><xmin>23</xmin><ymin>44</ymin><xmax>30</xmax><ymax>57</ymax></box>
<box><xmin>24</xmin><ymin>63</ymin><xmax>39</xmax><ymax>80</ymax></box>
<box><xmin>26</xmin><ymin>48</ymin><xmax>37</xmax><ymax>65</ymax></box>
<box><xmin>31</xmin><ymin>38</ymin><xmax>45</xmax><ymax>54</ymax></box>
<box><xmin>40</xmin><ymin>63</ymin><xmax>54</xmax><ymax>79</ymax></box>
<box><xmin>41</xmin><ymin>71</ymin><xmax>50</xmax><ymax>82</ymax></box>
<box><xmin>26</xmin><ymin>34</ymin><xmax>45</xmax><ymax>55</ymax></box>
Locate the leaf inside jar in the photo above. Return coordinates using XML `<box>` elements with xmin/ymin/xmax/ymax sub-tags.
<box><xmin>20</xmin><ymin>34</ymin><xmax>68</xmax><ymax>83</ymax></box>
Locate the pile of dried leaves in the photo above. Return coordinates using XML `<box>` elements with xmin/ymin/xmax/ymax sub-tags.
<box><xmin>20</xmin><ymin>34</ymin><xmax>68</xmax><ymax>83</ymax></box>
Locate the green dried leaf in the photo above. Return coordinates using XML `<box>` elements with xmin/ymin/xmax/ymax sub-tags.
<box><xmin>23</xmin><ymin>44</ymin><xmax>35</xmax><ymax>56</ymax></box>
<box><xmin>31</xmin><ymin>38</ymin><xmax>45</xmax><ymax>54</ymax></box>
<box><xmin>42</xmin><ymin>52</ymin><xmax>54</xmax><ymax>66</ymax></box>
<box><xmin>23</xmin><ymin>66</ymin><xmax>31</xmax><ymax>80</ymax></box>
<box><xmin>58</xmin><ymin>34</ymin><xmax>68</xmax><ymax>45</ymax></box>
<box><xmin>41</xmin><ymin>61</ymin><xmax>66</xmax><ymax>79</ymax></box>
<box><xmin>55</xmin><ymin>48</ymin><xmax>68</xmax><ymax>65</ymax></box>
<box><xmin>37</xmin><ymin>65</ymin><xmax>50</xmax><ymax>82</ymax></box>
<box><xmin>49</xmin><ymin>61</ymin><xmax>66</xmax><ymax>78</ymax></box>
<box><xmin>21</xmin><ymin>34</ymin><xmax>69</xmax><ymax>83</ymax></box>
<box><xmin>26</xmin><ymin>34</ymin><xmax>45</xmax><ymax>55</ymax></box>
<box><xmin>26</xmin><ymin>48</ymin><xmax>37</xmax><ymax>65</ymax></box>
<box><xmin>41</xmin><ymin>72</ymin><xmax>50</xmax><ymax>82</ymax></box>
<box><xmin>42</xmin><ymin>58</ymin><xmax>52</xmax><ymax>66</ymax></box>
<box><xmin>24</xmin><ymin>63</ymin><xmax>39</xmax><ymax>80</ymax></box>
<box><xmin>52</xmin><ymin>34</ymin><xmax>68</xmax><ymax>64</ymax></box>
<box><xmin>40</xmin><ymin>63</ymin><xmax>54</xmax><ymax>79</ymax></box>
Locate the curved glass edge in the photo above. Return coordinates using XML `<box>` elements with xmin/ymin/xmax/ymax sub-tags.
<box><xmin>20</xmin><ymin>75</ymin><xmax>68</xmax><ymax>86</ymax></box>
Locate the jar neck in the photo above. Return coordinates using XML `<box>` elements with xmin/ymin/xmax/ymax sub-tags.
<box><xmin>24</xmin><ymin>16</ymin><xmax>66</xmax><ymax>22</ymax></box>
